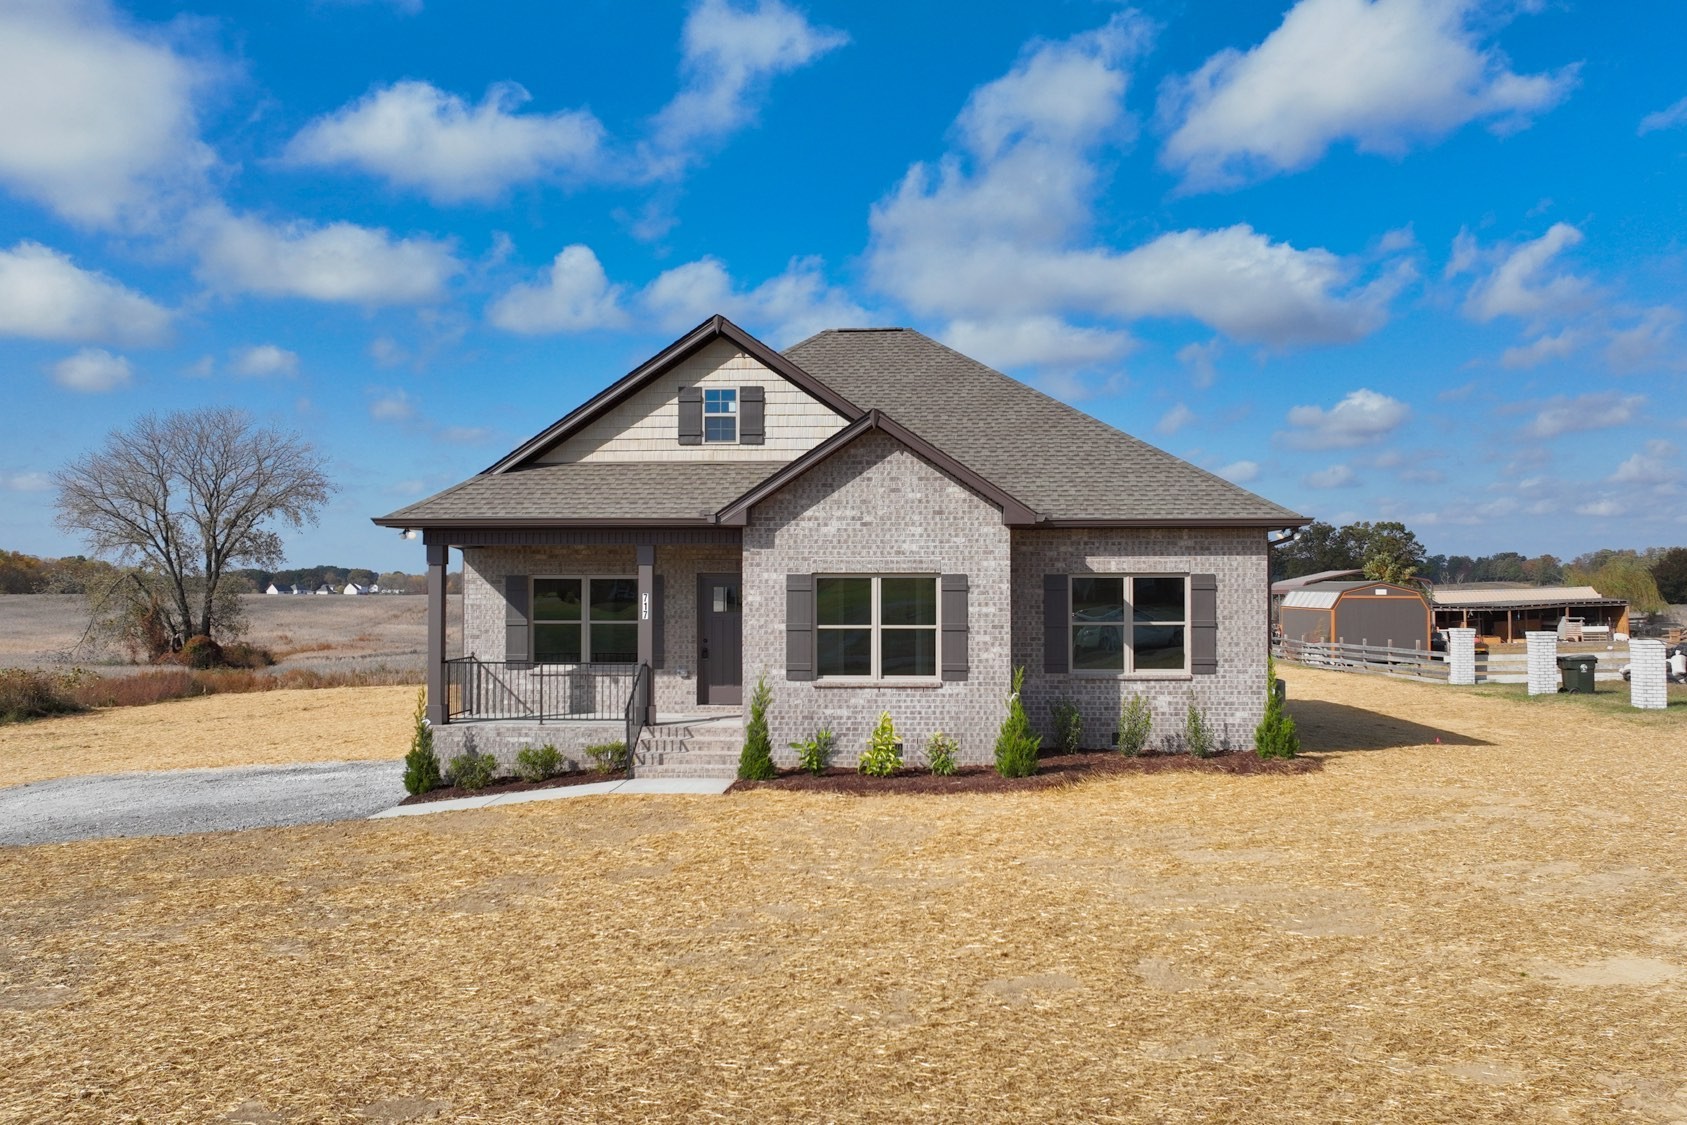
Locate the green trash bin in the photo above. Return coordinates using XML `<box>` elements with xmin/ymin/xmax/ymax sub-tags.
<box><xmin>1557</xmin><ymin>654</ymin><xmax>1598</xmax><ymax>694</ymax></box>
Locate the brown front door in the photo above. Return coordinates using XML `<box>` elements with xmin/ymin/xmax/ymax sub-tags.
<box><xmin>697</xmin><ymin>573</ymin><xmax>743</xmax><ymax>705</ymax></box>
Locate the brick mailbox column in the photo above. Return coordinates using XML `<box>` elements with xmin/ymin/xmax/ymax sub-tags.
<box><xmin>1629</xmin><ymin>638</ymin><xmax>1668</xmax><ymax>710</ymax></box>
<box><xmin>1447</xmin><ymin>628</ymin><xmax>1477</xmax><ymax>686</ymax></box>
<box><xmin>1525</xmin><ymin>631</ymin><xmax>1559</xmax><ymax>696</ymax></box>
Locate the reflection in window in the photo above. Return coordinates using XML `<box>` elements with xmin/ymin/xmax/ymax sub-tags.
<box><xmin>531</xmin><ymin>576</ymin><xmax>637</xmax><ymax>663</ymax></box>
<box><xmin>1069</xmin><ymin>576</ymin><xmax>1188</xmax><ymax>674</ymax></box>
<box><xmin>703</xmin><ymin>388</ymin><xmax>737</xmax><ymax>443</ymax></box>
<box><xmin>816</xmin><ymin>576</ymin><xmax>937</xmax><ymax>678</ymax></box>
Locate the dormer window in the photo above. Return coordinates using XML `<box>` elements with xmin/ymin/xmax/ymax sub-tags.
<box><xmin>703</xmin><ymin>388</ymin><xmax>738</xmax><ymax>442</ymax></box>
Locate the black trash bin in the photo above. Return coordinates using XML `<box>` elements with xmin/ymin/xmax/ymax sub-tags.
<box><xmin>1557</xmin><ymin>653</ymin><xmax>1598</xmax><ymax>694</ymax></box>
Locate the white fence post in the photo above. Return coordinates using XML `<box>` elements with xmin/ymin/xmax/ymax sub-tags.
<box><xmin>1526</xmin><ymin>631</ymin><xmax>1559</xmax><ymax>696</ymax></box>
<box><xmin>1448</xmin><ymin>628</ymin><xmax>1477</xmax><ymax>685</ymax></box>
<box><xmin>1630</xmin><ymin>639</ymin><xmax>1668</xmax><ymax>710</ymax></box>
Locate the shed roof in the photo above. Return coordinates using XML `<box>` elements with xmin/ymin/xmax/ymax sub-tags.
<box><xmin>1429</xmin><ymin>585</ymin><xmax>1623</xmax><ymax>609</ymax></box>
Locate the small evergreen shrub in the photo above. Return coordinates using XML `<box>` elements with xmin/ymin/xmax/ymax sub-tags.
<box><xmin>1050</xmin><ymin>697</ymin><xmax>1083</xmax><ymax>753</ymax></box>
<box><xmin>924</xmin><ymin>731</ymin><xmax>959</xmax><ymax>777</ymax></box>
<box><xmin>402</xmin><ymin>687</ymin><xmax>441</xmax><ymax>795</ymax></box>
<box><xmin>790</xmin><ymin>727</ymin><xmax>836</xmax><ymax>776</ymax></box>
<box><xmin>516</xmin><ymin>743</ymin><xmax>564</xmax><ymax>782</ymax></box>
<box><xmin>447</xmin><ymin>748</ymin><xmax>498</xmax><ymax>791</ymax></box>
<box><xmin>583</xmin><ymin>740</ymin><xmax>629</xmax><ymax>774</ymax></box>
<box><xmin>1254</xmin><ymin>655</ymin><xmax>1300</xmax><ymax>760</ymax></box>
<box><xmin>994</xmin><ymin>666</ymin><xmax>1041</xmax><ymax>778</ymax></box>
<box><xmin>737</xmin><ymin>674</ymin><xmax>776</xmax><ymax>780</ymax></box>
<box><xmin>1117</xmin><ymin>695</ymin><xmax>1152</xmax><ymax>756</ymax></box>
<box><xmin>1184</xmin><ymin>699</ymin><xmax>1216</xmax><ymax>759</ymax></box>
<box><xmin>859</xmin><ymin>711</ymin><xmax>903</xmax><ymax>777</ymax></box>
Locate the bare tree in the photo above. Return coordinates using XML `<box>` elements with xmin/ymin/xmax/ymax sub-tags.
<box><xmin>54</xmin><ymin>408</ymin><xmax>334</xmax><ymax>645</ymax></box>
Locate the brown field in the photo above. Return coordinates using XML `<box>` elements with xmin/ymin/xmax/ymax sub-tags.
<box><xmin>3</xmin><ymin>668</ymin><xmax>1687</xmax><ymax>1122</ymax></box>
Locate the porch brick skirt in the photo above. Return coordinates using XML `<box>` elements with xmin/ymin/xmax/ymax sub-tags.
<box><xmin>432</xmin><ymin>721</ymin><xmax>627</xmax><ymax>775</ymax></box>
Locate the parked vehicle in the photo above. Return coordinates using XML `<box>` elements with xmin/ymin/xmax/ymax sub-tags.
<box><xmin>1620</xmin><ymin>644</ymin><xmax>1687</xmax><ymax>683</ymax></box>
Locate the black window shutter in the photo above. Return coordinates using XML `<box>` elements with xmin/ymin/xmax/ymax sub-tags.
<box><xmin>1043</xmin><ymin>574</ymin><xmax>1069</xmax><ymax>673</ymax></box>
<box><xmin>940</xmin><ymin>574</ymin><xmax>968</xmax><ymax>681</ymax></box>
<box><xmin>677</xmin><ymin>385</ymin><xmax>702</xmax><ymax>445</ymax></box>
<box><xmin>739</xmin><ymin>385</ymin><xmax>765</xmax><ymax>445</ymax></box>
<box><xmin>652</xmin><ymin>574</ymin><xmax>665</xmax><ymax>670</ymax></box>
<box><xmin>504</xmin><ymin>575</ymin><xmax>531</xmax><ymax>666</ymax></box>
<box><xmin>1191</xmin><ymin>573</ymin><xmax>1218</xmax><ymax>675</ymax></box>
<box><xmin>786</xmin><ymin>573</ymin><xmax>814</xmax><ymax>681</ymax></box>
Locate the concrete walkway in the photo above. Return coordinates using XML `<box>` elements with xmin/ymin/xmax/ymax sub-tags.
<box><xmin>370</xmin><ymin>776</ymin><xmax>735</xmax><ymax>818</ymax></box>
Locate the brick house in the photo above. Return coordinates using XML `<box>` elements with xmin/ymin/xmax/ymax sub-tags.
<box><xmin>374</xmin><ymin>316</ymin><xmax>1308</xmax><ymax>777</ymax></box>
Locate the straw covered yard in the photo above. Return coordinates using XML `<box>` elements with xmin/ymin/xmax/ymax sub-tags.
<box><xmin>2</xmin><ymin>668</ymin><xmax>1685</xmax><ymax>1122</ymax></box>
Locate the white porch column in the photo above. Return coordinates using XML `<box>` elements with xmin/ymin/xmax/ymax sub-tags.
<box><xmin>1447</xmin><ymin>628</ymin><xmax>1477</xmax><ymax>686</ymax></box>
<box><xmin>1525</xmin><ymin>631</ymin><xmax>1558</xmax><ymax>696</ymax></box>
<box><xmin>426</xmin><ymin>541</ymin><xmax>448</xmax><ymax>725</ymax></box>
<box><xmin>1630</xmin><ymin>638</ymin><xmax>1667</xmax><ymax>710</ymax></box>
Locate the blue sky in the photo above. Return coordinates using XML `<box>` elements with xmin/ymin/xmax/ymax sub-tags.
<box><xmin>1</xmin><ymin>0</ymin><xmax>1684</xmax><ymax>573</ymax></box>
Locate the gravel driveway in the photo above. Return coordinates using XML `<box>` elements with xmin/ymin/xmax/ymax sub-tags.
<box><xmin>0</xmin><ymin>760</ymin><xmax>404</xmax><ymax>846</ymax></box>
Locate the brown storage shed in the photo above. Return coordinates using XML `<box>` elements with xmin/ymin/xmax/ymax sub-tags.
<box><xmin>1278</xmin><ymin>580</ymin><xmax>1433</xmax><ymax>650</ymax></box>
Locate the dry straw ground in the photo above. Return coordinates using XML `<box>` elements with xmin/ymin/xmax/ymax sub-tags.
<box><xmin>4</xmin><ymin>668</ymin><xmax>1687</xmax><ymax>1122</ymax></box>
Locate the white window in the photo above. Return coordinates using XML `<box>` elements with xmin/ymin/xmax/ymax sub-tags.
<box><xmin>703</xmin><ymin>387</ymin><xmax>737</xmax><ymax>443</ymax></box>
<box><xmin>816</xmin><ymin>575</ymin><xmax>937</xmax><ymax>678</ymax></box>
<box><xmin>1070</xmin><ymin>575</ymin><xmax>1188</xmax><ymax>674</ymax></box>
<box><xmin>532</xmin><ymin>576</ymin><xmax>638</xmax><ymax>663</ymax></box>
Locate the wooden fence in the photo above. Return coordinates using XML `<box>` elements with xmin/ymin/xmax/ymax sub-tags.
<box><xmin>1275</xmin><ymin>638</ymin><xmax>1630</xmax><ymax>684</ymax></box>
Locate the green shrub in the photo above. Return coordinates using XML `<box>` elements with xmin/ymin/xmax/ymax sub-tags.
<box><xmin>1050</xmin><ymin>697</ymin><xmax>1083</xmax><ymax>753</ymax></box>
<box><xmin>1117</xmin><ymin>695</ymin><xmax>1151</xmax><ymax>756</ymax></box>
<box><xmin>1184</xmin><ymin>699</ymin><xmax>1216</xmax><ymax>759</ymax></box>
<box><xmin>446</xmin><ymin>748</ymin><xmax>498</xmax><ymax>791</ymax></box>
<box><xmin>583</xmin><ymin>740</ymin><xmax>629</xmax><ymax>774</ymax></box>
<box><xmin>924</xmin><ymin>731</ymin><xmax>959</xmax><ymax>777</ymax></box>
<box><xmin>737</xmin><ymin>674</ymin><xmax>776</xmax><ymax>780</ymax></box>
<box><xmin>402</xmin><ymin>687</ymin><xmax>442</xmax><ymax>795</ymax></box>
<box><xmin>179</xmin><ymin>635</ymin><xmax>224</xmax><ymax>669</ymax></box>
<box><xmin>859</xmin><ymin>711</ymin><xmax>903</xmax><ymax>777</ymax></box>
<box><xmin>789</xmin><ymin>727</ymin><xmax>836</xmax><ymax>776</ymax></box>
<box><xmin>516</xmin><ymin>743</ymin><xmax>564</xmax><ymax>782</ymax></box>
<box><xmin>1254</xmin><ymin>655</ymin><xmax>1300</xmax><ymax>760</ymax></box>
<box><xmin>0</xmin><ymin>668</ymin><xmax>86</xmax><ymax>724</ymax></box>
<box><xmin>993</xmin><ymin>666</ymin><xmax>1041</xmax><ymax>778</ymax></box>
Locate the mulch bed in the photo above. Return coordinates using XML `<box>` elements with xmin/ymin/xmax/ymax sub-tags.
<box><xmin>728</xmin><ymin>748</ymin><xmax>1319</xmax><ymax>795</ymax></box>
<box><xmin>400</xmin><ymin>768</ymin><xmax>631</xmax><ymax>805</ymax></box>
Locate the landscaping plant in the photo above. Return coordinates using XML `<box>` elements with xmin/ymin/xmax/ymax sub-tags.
<box><xmin>994</xmin><ymin>666</ymin><xmax>1041</xmax><ymax>778</ymax></box>
<box><xmin>1117</xmin><ymin>695</ymin><xmax>1151</xmax><ymax>756</ymax></box>
<box><xmin>516</xmin><ymin>743</ymin><xmax>564</xmax><ymax>782</ymax></box>
<box><xmin>1184</xmin><ymin>699</ymin><xmax>1216</xmax><ymax>759</ymax></box>
<box><xmin>1050</xmin><ymin>697</ymin><xmax>1083</xmax><ymax>753</ymax></box>
<box><xmin>1254</xmin><ymin>654</ymin><xmax>1300</xmax><ymax>760</ymax></box>
<box><xmin>446</xmin><ymin>748</ymin><xmax>498</xmax><ymax>791</ymax></box>
<box><xmin>583</xmin><ymin>740</ymin><xmax>629</xmax><ymax>774</ymax></box>
<box><xmin>737</xmin><ymin>674</ymin><xmax>776</xmax><ymax>780</ymax></box>
<box><xmin>859</xmin><ymin>711</ymin><xmax>903</xmax><ymax>776</ymax></box>
<box><xmin>402</xmin><ymin>687</ymin><xmax>442</xmax><ymax>795</ymax></box>
<box><xmin>924</xmin><ymin>731</ymin><xmax>959</xmax><ymax>777</ymax></box>
<box><xmin>790</xmin><ymin>727</ymin><xmax>836</xmax><ymax>776</ymax></box>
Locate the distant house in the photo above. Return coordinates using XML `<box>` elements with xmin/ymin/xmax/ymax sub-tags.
<box><xmin>343</xmin><ymin>583</ymin><xmax>367</xmax><ymax>595</ymax></box>
<box><xmin>314</xmin><ymin>584</ymin><xmax>334</xmax><ymax>596</ymax></box>
<box><xmin>265</xmin><ymin>583</ymin><xmax>282</xmax><ymax>595</ymax></box>
<box><xmin>291</xmin><ymin>584</ymin><xmax>306</xmax><ymax>595</ymax></box>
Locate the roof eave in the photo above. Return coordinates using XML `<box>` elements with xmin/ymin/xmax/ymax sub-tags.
<box><xmin>1034</xmin><ymin>516</ymin><xmax>1314</xmax><ymax>530</ymax></box>
<box><xmin>371</xmin><ymin>516</ymin><xmax>722</xmax><ymax>529</ymax></box>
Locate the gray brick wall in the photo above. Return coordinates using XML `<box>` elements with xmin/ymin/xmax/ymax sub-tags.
<box><xmin>1011</xmin><ymin>528</ymin><xmax>1270</xmax><ymax>753</ymax></box>
<box><xmin>742</xmin><ymin>430</ymin><xmax>1013</xmax><ymax>766</ymax></box>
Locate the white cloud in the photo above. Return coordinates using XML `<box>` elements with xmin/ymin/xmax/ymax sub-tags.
<box><xmin>1575</xmin><ymin>498</ymin><xmax>1625</xmax><ymax>518</ymax></box>
<box><xmin>943</xmin><ymin>316</ymin><xmax>1134</xmax><ymax>372</ymax></box>
<box><xmin>867</xmin><ymin>16</ymin><xmax>1396</xmax><ymax>349</ymax></box>
<box><xmin>1</xmin><ymin>471</ymin><xmax>52</xmax><ymax>492</ymax></box>
<box><xmin>1217</xmin><ymin>459</ymin><xmax>1260</xmax><ymax>483</ymax></box>
<box><xmin>1160</xmin><ymin>0</ymin><xmax>1576</xmax><ymax>189</ymax></box>
<box><xmin>1605</xmin><ymin>306</ymin><xmax>1685</xmax><ymax>373</ymax></box>
<box><xmin>1462</xmin><ymin>222</ymin><xmax>1589</xmax><ymax>323</ymax></box>
<box><xmin>641</xmin><ymin>254</ymin><xmax>868</xmax><ymax>346</ymax></box>
<box><xmin>1609</xmin><ymin>440</ymin><xmax>1678</xmax><ymax>486</ymax></box>
<box><xmin>52</xmin><ymin>347</ymin><xmax>133</xmax><ymax>392</ymax></box>
<box><xmin>1523</xmin><ymin>392</ymin><xmax>1644</xmax><ymax>439</ymax></box>
<box><xmin>370</xmin><ymin>389</ymin><xmax>415</xmax><ymax>422</ymax></box>
<box><xmin>648</xmin><ymin>0</ymin><xmax>848</xmax><ymax>167</ymax></box>
<box><xmin>488</xmin><ymin>244</ymin><xmax>629</xmax><ymax>334</ymax></box>
<box><xmin>284</xmin><ymin>81</ymin><xmax>606</xmax><ymax>204</ymax></box>
<box><xmin>229</xmin><ymin>344</ymin><xmax>299</xmax><ymax>378</ymax></box>
<box><xmin>0</xmin><ymin>242</ymin><xmax>171</xmax><ymax>344</ymax></box>
<box><xmin>438</xmin><ymin>426</ymin><xmax>493</xmax><ymax>445</ymax></box>
<box><xmin>1499</xmin><ymin>327</ymin><xmax>1581</xmax><ymax>369</ymax></box>
<box><xmin>0</xmin><ymin>0</ymin><xmax>215</xmax><ymax>227</ymax></box>
<box><xmin>1303</xmin><ymin>463</ymin><xmax>1357</xmax><ymax>488</ymax></box>
<box><xmin>1157</xmin><ymin>403</ymin><xmax>1197</xmax><ymax>435</ymax></box>
<box><xmin>190</xmin><ymin>207</ymin><xmax>460</xmax><ymax>305</ymax></box>
<box><xmin>1282</xmin><ymin>388</ymin><xmax>1410</xmax><ymax>449</ymax></box>
<box><xmin>183</xmin><ymin>355</ymin><xmax>214</xmax><ymax>378</ymax></box>
<box><xmin>1639</xmin><ymin>95</ymin><xmax>1687</xmax><ymax>135</ymax></box>
<box><xmin>1177</xmin><ymin>339</ymin><xmax>1222</xmax><ymax>388</ymax></box>
<box><xmin>369</xmin><ymin>337</ymin><xmax>406</xmax><ymax>367</ymax></box>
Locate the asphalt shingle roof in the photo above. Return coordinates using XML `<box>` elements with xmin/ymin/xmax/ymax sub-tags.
<box><xmin>783</xmin><ymin>328</ymin><xmax>1305</xmax><ymax>524</ymax></box>
<box><xmin>379</xmin><ymin>462</ymin><xmax>774</xmax><ymax>524</ymax></box>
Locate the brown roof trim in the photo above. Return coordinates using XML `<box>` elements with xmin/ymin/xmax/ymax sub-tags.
<box><xmin>715</xmin><ymin>409</ymin><xmax>1039</xmax><ymax>527</ymax></box>
<box><xmin>372</xmin><ymin>516</ymin><xmax>720</xmax><ymax>529</ymax></box>
<box><xmin>1034</xmin><ymin>517</ymin><xmax>1313</xmax><ymax>530</ymax></box>
<box><xmin>483</xmin><ymin>314</ymin><xmax>863</xmax><ymax>475</ymax></box>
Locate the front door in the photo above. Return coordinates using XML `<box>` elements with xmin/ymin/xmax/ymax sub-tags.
<box><xmin>697</xmin><ymin>573</ymin><xmax>743</xmax><ymax>705</ymax></box>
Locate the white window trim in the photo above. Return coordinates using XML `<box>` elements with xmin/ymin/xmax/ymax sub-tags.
<box><xmin>815</xmin><ymin>573</ymin><xmax>940</xmax><ymax>682</ymax></box>
<box><xmin>531</xmin><ymin>574</ymin><xmax>638</xmax><ymax>664</ymax></box>
<box><xmin>702</xmin><ymin>387</ymin><xmax>738</xmax><ymax>444</ymax></box>
<box><xmin>1068</xmin><ymin>574</ymin><xmax>1192</xmax><ymax>678</ymax></box>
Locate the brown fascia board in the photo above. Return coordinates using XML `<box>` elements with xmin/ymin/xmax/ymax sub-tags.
<box><xmin>482</xmin><ymin>314</ymin><xmax>863</xmax><ymax>475</ymax></box>
<box><xmin>371</xmin><ymin>516</ymin><xmax>719</xmax><ymax>529</ymax></box>
<box><xmin>1034</xmin><ymin>516</ymin><xmax>1314</xmax><ymax>530</ymax></box>
<box><xmin>714</xmin><ymin>410</ymin><xmax>1040</xmax><ymax>527</ymax></box>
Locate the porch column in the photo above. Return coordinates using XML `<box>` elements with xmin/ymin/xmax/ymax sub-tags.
<box><xmin>426</xmin><ymin>542</ymin><xmax>448</xmax><ymax>725</ymax></box>
<box><xmin>637</xmin><ymin>544</ymin><xmax>655</xmax><ymax>725</ymax></box>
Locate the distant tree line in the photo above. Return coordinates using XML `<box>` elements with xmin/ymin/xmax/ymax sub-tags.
<box><xmin>0</xmin><ymin>550</ymin><xmax>124</xmax><ymax>595</ymax></box>
<box><xmin>2</xmin><ymin>551</ymin><xmax>445</xmax><ymax>597</ymax></box>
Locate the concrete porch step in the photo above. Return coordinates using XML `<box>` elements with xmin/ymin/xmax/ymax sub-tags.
<box><xmin>632</xmin><ymin>720</ymin><xmax>745</xmax><ymax>779</ymax></box>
